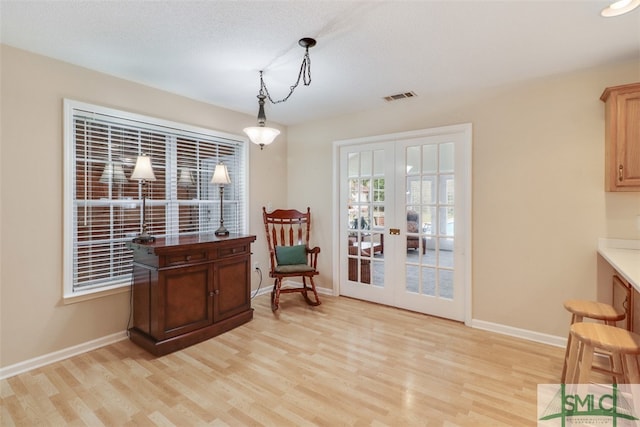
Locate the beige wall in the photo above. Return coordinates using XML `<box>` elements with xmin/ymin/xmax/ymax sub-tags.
<box><xmin>2</xmin><ymin>43</ymin><xmax>639</xmax><ymax>369</ymax></box>
<box><xmin>0</xmin><ymin>45</ymin><xmax>287</xmax><ymax>368</ymax></box>
<box><xmin>288</xmin><ymin>59</ymin><xmax>640</xmax><ymax>338</ymax></box>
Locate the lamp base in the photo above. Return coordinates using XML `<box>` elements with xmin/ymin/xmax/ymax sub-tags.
<box><xmin>133</xmin><ymin>234</ymin><xmax>156</xmax><ymax>244</ymax></box>
<box><xmin>214</xmin><ymin>226</ymin><xmax>229</xmax><ymax>237</ymax></box>
<box><xmin>133</xmin><ymin>231</ymin><xmax>156</xmax><ymax>243</ymax></box>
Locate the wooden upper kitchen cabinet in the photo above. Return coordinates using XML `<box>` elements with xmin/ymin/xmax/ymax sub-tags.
<box><xmin>601</xmin><ymin>82</ymin><xmax>640</xmax><ymax>192</ymax></box>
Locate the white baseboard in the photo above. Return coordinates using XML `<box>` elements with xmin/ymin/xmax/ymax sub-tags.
<box><xmin>252</xmin><ymin>280</ymin><xmax>333</xmax><ymax>298</ymax></box>
<box><xmin>0</xmin><ymin>331</ymin><xmax>128</xmax><ymax>380</ymax></box>
<box><xmin>471</xmin><ymin>319</ymin><xmax>567</xmax><ymax>348</ymax></box>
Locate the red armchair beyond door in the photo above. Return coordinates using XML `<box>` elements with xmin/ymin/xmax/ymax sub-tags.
<box><xmin>407</xmin><ymin>210</ymin><xmax>426</xmax><ymax>254</ymax></box>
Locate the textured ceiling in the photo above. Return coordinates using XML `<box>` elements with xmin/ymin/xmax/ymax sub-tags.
<box><xmin>1</xmin><ymin>1</ymin><xmax>639</xmax><ymax>126</ymax></box>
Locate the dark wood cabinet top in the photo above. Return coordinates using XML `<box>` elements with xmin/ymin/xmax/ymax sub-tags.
<box><xmin>127</xmin><ymin>234</ymin><xmax>256</xmax><ymax>254</ymax></box>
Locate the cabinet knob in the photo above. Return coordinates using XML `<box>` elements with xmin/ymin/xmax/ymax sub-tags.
<box><xmin>209</xmin><ymin>290</ymin><xmax>220</xmax><ymax>297</ymax></box>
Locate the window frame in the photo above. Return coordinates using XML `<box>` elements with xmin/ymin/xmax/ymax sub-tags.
<box><xmin>63</xmin><ymin>99</ymin><xmax>249</xmax><ymax>302</ymax></box>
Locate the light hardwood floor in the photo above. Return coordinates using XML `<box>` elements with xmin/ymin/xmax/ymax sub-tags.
<box><xmin>1</xmin><ymin>294</ymin><xmax>564</xmax><ymax>426</ymax></box>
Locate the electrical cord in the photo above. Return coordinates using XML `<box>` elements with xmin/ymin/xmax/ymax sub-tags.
<box><xmin>251</xmin><ymin>267</ymin><xmax>263</xmax><ymax>299</ymax></box>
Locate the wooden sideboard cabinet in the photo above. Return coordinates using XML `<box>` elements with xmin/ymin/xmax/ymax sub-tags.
<box><xmin>127</xmin><ymin>234</ymin><xmax>256</xmax><ymax>356</ymax></box>
<box><xmin>600</xmin><ymin>82</ymin><xmax>640</xmax><ymax>192</ymax></box>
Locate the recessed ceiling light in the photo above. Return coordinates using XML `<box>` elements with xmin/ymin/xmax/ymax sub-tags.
<box><xmin>601</xmin><ymin>0</ymin><xmax>640</xmax><ymax>17</ymax></box>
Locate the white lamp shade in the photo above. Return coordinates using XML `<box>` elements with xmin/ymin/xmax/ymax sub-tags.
<box><xmin>130</xmin><ymin>155</ymin><xmax>157</xmax><ymax>181</ymax></box>
<box><xmin>178</xmin><ymin>168</ymin><xmax>194</xmax><ymax>186</ymax></box>
<box><xmin>243</xmin><ymin>126</ymin><xmax>281</xmax><ymax>147</ymax></box>
<box><xmin>100</xmin><ymin>162</ymin><xmax>127</xmax><ymax>183</ymax></box>
<box><xmin>211</xmin><ymin>164</ymin><xmax>231</xmax><ymax>184</ymax></box>
<box><xmin>601</xmin><ymin>0</ymin><xmax>640</xmax><ymax>16</ymax></box>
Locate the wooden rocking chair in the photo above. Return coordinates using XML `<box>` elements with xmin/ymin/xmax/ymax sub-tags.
<box><xmin>262</xmin><ymin>207</ymin><xmax>321</xmax><ymax>311</ymax></box>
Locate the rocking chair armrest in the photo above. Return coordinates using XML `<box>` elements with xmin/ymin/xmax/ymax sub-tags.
<box><xmin>306</xmin><ymin>246</ymin><xmax>320</xmax><ymax>269</ymax></box>
<box><xmin>306</xmin><ymin>246</ymin><xmax>320</xmax><ymax>255</ymax></box>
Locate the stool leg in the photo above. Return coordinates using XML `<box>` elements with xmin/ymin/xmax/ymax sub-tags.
<box><xmin>562</xmin><ymin>338</ymin><xmax>572</xmax><ymax>383</ymax></box>
<box><xmin>578</xmin><ymin>343</ymin><xmax>595</xmax><ymax>384</ymax></box>
<box><xmin>566</xmin><ymin>331</ymin><xmax>581</xmax><ymax>383</ymax></box>
<box><xmin>611</xmin><ymin>353</ymin><xmax>624</xmax><ymax>384</ymax></box>
<box><xmin>562</xmin><ymin>314</ymin><xmax>581</xmax><ymax>382</ymax></box>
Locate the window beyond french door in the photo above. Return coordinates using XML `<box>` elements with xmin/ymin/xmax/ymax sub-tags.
<box><xmin>337</xmin><ymin>124</ymin><xmax>471</xmax><ymax>322</ymax></box>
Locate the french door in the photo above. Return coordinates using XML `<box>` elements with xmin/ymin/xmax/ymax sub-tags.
<box><xmin>337</xmin><ymin>124</ymin><xmax>471</xmax><ymax>322</ymax></box>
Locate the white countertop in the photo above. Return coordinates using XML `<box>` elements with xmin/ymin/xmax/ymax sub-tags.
<box><xmin>598</xmin><ymin>238</ymin><xmax>640</xmax><ymax>291</ymax></box>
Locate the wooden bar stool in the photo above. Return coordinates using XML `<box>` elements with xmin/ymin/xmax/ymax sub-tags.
<box><xmin>561</xmin><ymin>299</ymin><xmax>625</xmax><ymax>383</ymax></box>
<box><xmin>565</xmin><ymin>323</ymin><xmax>640</xmax><ymax>384</ymax></box>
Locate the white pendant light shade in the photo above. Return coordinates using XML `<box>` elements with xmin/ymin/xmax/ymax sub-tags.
<box><xmin>601</xmin><ymin>0</ymin><xmax>640</xmax><ymax>16</ymax></box>
<box><xmin>243</xmin><ymin>126</ymin><xmax>281</xmax><ymax>148</ymax></box>
<box><xmin>130</xmin><ymin>154</ymin><xmax>157</xmax><ymax>181</ymax></box>
<box><xmin>211</xmin><ymin>163</ymin><xmax>231</xmax><ymax>185</ymax></box>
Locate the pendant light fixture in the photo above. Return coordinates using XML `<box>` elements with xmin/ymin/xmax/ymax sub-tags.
<box><xmin>601</xmin><ymin>0</ymin><xmax>640</xmax><ymax>16</ymax></box>
<box><xmin>243</xmin><ymin>37</ymin><xmax>316</xmax><ymax>150</ymax></box>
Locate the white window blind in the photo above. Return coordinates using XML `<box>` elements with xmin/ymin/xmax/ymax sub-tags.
<box><xmin>64</xmin><ymin>100</ymin><xmax>247</xmax><ymax>298</ymax></box>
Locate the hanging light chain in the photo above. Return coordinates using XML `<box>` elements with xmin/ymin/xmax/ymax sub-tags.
<box><xmin>259</xmin><ymin>47</ymin><xmax>312</xmax><ymax>105</ymax></box>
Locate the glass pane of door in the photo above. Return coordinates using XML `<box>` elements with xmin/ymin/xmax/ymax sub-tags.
<box><xmin>404</xmin><ymin>141</ymin><xmax>455</xmax><ymax>299</ymax></box>
<box><xmin>346</xmin><ymin>149</ymin><xmax>386</xmax><ymax>287</ymax></box>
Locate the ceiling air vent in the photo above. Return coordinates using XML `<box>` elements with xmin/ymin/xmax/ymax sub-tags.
<box><xmin>383</xmin><ymin>91</ymin><xmax>417</xmax><ymax>102</ymax></box>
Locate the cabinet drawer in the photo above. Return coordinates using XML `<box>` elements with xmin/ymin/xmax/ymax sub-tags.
<box><xmin>164</xmin><ymin>250</ymin><xmax>207</xmax><ymax>267</ymax></box>
<box><xmin>215</xmin><ymin>244</ymin><xmax>249</xmax><ymax>259</ymax></box>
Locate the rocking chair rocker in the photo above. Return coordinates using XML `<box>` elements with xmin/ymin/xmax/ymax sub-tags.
<box><xmin>262</xmin><ymin>207</ymin><xmax>321</xmax><ymax>311</ymax></box>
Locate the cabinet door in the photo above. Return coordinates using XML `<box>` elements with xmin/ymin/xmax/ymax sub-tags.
<box><xmin>213</xmin><ymin>255</ymin><xmax>251</xmax><ymax>322</ymax></box>
<box><xmin>615</xmin><ymin>91</ymin><xmax>640</xmax><ymax>188</ymax></box>
<box><xmin>155</xmin><ymin>263</ymin><xmax>213</xmax><ymax>339</ymax></box>
<box><xmin>613</xmin><ymin>275</ymin><xmax>632</xmax><ymax>330</ymax></box>
<box><xmin>632</xmin><ymin>281</ymin><xmax>640</xmax><ymax>333</ymax></box>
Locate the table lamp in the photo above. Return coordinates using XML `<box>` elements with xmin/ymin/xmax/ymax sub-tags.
<box><xmin>130</xmin><ymin>154</ymin><xmax>157</xmax><ymax>243</ymax></box>
<box><xmin>211</xmin><ymin>163</ymin><xmax>231</xmax><ymax>236</ymax></box>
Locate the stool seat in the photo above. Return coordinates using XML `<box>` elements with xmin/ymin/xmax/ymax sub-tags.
<box><xmin>566</xmin><ymin>323</ymin><xmax>640</xmax><ymax>384</ymax></box>
<box><xmin>563</xmin><ymin>299</ymin><xmax>625</xmax><ymax>322</ymax></box>
<box><xmin>571</xmin><ymin>323</ymin><xmax>640</xmax><ymax>355</ymax></box>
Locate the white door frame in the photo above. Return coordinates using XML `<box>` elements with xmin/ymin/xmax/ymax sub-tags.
<box><xmin>332</xmin><ymin>123</ymin><xmax>472</xmax><ymax>326</ymax></box>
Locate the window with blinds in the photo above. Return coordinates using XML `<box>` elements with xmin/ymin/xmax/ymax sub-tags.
<box><xmin>63</xmin><ymin>100</ymin><xmax>248</xmax><ymax>298</ymax></box>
